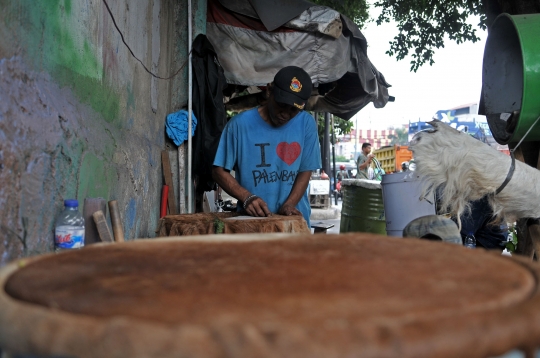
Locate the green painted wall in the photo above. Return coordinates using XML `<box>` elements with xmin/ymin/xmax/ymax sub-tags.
<box><xmin>3</xmin><ymin>0</ymin><xmax>120</xmax><ymax>122</ymax></box>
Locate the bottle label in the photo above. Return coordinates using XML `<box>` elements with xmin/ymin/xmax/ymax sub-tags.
<box><xmin>55</xmin><ymin>226</ymin><xmax>84</xmax><ymax>249</ymax></box>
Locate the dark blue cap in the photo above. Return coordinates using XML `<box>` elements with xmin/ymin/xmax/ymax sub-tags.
<box><xmin>273</xmin><ymin>66</ymin><xmax>312</xmax><ymax>110</ymax></box>
<box><xmin>64</xmin><ymin>199</ymin><xmax>79</xmax><ymax>208</ymax></box>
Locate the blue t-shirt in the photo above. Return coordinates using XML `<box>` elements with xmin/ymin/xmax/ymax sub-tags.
<box><xmin>213</xmin><ymin>108</ymin><xmax>321</xmax><ymax>225</ymax></box>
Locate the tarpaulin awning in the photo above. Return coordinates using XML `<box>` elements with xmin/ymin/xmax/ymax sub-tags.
<box><xmin>206</xmin><ymin>0</ymin><xmax>391</xmax><ymax>120</ymax></box>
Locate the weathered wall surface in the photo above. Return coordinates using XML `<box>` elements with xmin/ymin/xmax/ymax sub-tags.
<box><xmin>0</xmin><ymin>0</ymin><xmax>206</xmax><ymax>263</ymax></box>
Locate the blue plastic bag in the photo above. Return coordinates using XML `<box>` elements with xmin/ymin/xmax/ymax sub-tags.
<box><xmin>165</xmin><ymin>110</ymin><xmax>197</xmax><ymax>146</ymax></box>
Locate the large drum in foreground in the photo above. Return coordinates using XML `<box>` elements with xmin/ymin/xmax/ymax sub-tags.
<box><xmin>340</xmin><ymin>179</ymin><xmax>386</xmax><ymax>234</ymax></box>
<box><xmin>1</xmin><ymin>234</ymin><xmax>540</xmax><ymax>357</ymax></box>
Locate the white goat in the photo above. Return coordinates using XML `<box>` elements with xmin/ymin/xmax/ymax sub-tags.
<box><xmin>409</xmin><ymin>120</ymin><xmax>540</xmax><ymax>222</ymax></box>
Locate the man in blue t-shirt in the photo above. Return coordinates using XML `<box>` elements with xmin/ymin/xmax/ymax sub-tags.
<box><xmin>212</xmin><ymin>66</ymin><xmax>321</xmax><ymax>226</ymax></box>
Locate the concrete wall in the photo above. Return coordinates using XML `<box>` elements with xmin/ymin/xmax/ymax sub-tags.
<box><xmin>0</xmin><ymin>0</ymin><xmax>206</xmax><ymax>263</ymax></box>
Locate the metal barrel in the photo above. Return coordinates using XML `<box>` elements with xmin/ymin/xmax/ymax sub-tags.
<box><xmin>339</xmin><ymin>179</ymin><xmax>386</xmax><ymax>234</ymax></box>
<box><xmin>380</xmin><ymin>172</ymin><xmax>436</xmax><ymax>237</ymax></box>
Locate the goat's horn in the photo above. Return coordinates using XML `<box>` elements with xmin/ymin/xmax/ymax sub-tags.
<box><xmin>428</xmin><ymin>119</ymin><xmax>441</xmax><ymax>127</ymax></box>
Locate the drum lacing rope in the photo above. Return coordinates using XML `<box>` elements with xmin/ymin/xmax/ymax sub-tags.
<box><xmin>495</xmin><ymin>114</ymin><xmax>540</xmax><ymax>195</ymax></box>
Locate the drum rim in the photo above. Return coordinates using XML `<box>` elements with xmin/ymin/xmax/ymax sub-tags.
<box><xmin>1</xmin><ymin>235</ymin><xmax>540</xmax><ymax>357</ymax></box>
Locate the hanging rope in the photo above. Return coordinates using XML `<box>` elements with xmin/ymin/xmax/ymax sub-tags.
<box><xmin>509</xmin><ymin>114</ymin><xmax>540</xmax><ymax>154</ymax></box>
<box><xmin>494</xmin><ymin>114</ymin><xmax>540</xmax><ymax>195</ymax></box>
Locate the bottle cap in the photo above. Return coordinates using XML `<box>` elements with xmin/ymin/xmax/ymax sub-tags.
<box><xmin>64</xmin><ymin>199</ymin><xmax>79</xmax><ymax>208</ymax></box>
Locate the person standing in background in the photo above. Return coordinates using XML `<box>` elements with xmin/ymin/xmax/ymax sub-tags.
<box><xmin>357</xmin><ymin>142</ymin><xmax>374</xmax><ymax>179</ymax></box>
<box><xmin>337</xmin><ymin>164</ymin><xmax>349</xmax><ymax>181</ymax></box>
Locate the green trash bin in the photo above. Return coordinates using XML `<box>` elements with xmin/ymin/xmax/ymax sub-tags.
<box><xmin>339</xmin><ymin>179</ymin><xmax>386</xmax><ymax>235</ymax></box>
<box><xmin>482</xmin><ymin>13</ymin><xmax>540</xmax><ymax>144</ymax></box>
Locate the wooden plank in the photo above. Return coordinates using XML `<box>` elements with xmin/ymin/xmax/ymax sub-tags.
<box><xmin>92</xmin><ymin>210</ymin><xmax>114</xmax><ymax>243</ymax></box>
<box><xmin>108</xmin><ymin>200</ymin><xmax>125</xmax><ymax>242</ymax></box>
<box><xmin>513</xmin><ymin>146</ymin><xmax>524</xmax><ymax>162</ymax></box>
<box><xmin>161</xmin><ymin>150</ymin><xmax>177</xmax><ymax>215</ymax></box>
<box><xmin>82</xmin><ymin>198</ymin><xmax>107</xmax><ymax>245</ymax></box>
<box><xmin>527</xmin><ymin>222</ymin><xmax>540</xmax><ymax>259</ymax></box>
<box><xmin>513</xmin><ymin>147</ymin><xmax>534</xmax><ymax>257</ymax></box>
<box><xmin>513</xmin><ymin>146</ymin><xmax>540</xmax><ymax>259</ymax></box>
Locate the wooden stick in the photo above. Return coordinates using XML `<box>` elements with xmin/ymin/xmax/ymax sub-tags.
<box><xmin>108</xmin><ymin>200</ymin><xmax>125</xmax><ymax>242</ymax></box>
<box><xmin>512</xmin><ymin>145</ymin><xmax>540</xmax><ymax>259</ymax></box>
<box><xmin>92</xmin><ymin>210</ymin><xmax>113</xmax><ymax>243</ymax></box>
<box><xmin>161</xmin><ymin>150</ymin><xmax>177</xmax><ymax>215</ymax></box>
<box><xmin>160</xmin><ymin>185</ymin><xmax>169</xmax><ymax>218</ymax></box>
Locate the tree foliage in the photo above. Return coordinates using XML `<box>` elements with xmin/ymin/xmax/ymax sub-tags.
<box><xmin>373</xmin><ymin>0</ymin><xmax>486</xmax><ymax>72</ymax></box>
<box><xmin>309</xmin><ymin>1</ymin><xmax>540</xmax><ymax>73</ymax></box>
<box><xmin>311</xmin><ymin>0</ymin><xmax>370</xmax><ymax>27</ymax></box>
<box><xmin>333</xmin><ymin>116</ymin><xmax>354</xmax><ymax>136</ymax></box>
<box><xmin>314</xmin><ymin>113</ymin><xmax>354</xmax><ymax>141</ymax></box>
<box><xmin>387</xmin><ymin>127</ymin><xmax>409</xmax><ymax>145</ymax></box>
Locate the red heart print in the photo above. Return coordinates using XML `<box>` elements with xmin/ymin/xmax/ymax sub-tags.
<box><xmin>276</xmin><ymin>142</ymin><xmax>301</xmax><ymax>165</ymax></box>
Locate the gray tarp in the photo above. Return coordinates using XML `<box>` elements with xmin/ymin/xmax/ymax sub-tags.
<box><xmin>207</xmin><ymin>0</ymin><xmax>391</xmax><ymax>119</ymax></box>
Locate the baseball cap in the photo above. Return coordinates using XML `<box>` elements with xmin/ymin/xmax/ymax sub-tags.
<box><xmin>272</xmin><ymin>66</ymin><xmax>312</xmax><ymax>110</ymax></box>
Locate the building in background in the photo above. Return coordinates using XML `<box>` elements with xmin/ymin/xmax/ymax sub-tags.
<box><xmin>335</xmin><ymin>102</ymin><xmax>510</xmax><ymax>165</ymax></box>
<box><xmin>336</xmin><ymin>127</ymin><xmax>402</xmax><ymax>160</ymax></box>
<box><xmin>409</xmin><ymin>103</ymin><xmax>509</xmax><ymax>154</ymax></box>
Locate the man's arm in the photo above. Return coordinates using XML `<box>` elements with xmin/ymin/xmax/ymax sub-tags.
<box><xmin>278</xmin><ymin>170</ymin><xmax>312</xmax><ymax>216</ymax></box>
<box><xmin>212</xmin><ymin>166</ymin><xmax>272</xmax><ymax>217</ymax></box>
<box><xmin>358</xmin><ymin>154</ymin><xmax>373</xmax><ymax>170</ymax></box>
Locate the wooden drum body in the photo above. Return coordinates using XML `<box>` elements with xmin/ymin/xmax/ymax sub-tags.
<box><xmin>2</xmin><ymin>234</ymin><xmax>540</xmax><ymax>357</ymax></box>
<box><xmin>157</xmin><ymin>212</ymin><xmax>311</xmax><ymax>236</ymax></box>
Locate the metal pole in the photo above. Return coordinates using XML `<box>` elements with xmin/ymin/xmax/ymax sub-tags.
<box><xmin>355</xmin><ymin>116</ymin><xmax>359</xmax><ymax>162</ymax></box>
<box><xmin>331</xmin><ymin>114</ymin><xmax>338</xmax><ymax>205</ymax></box>
<box><xmin>314</xmin><ymin>112</ymin><xmax>321</xmax><ymax>175</ymax></box>
<box><xmin>187</xmin><ymin>0</ymin><xmax>193</xmax><ymax>213</ymax></box>
<box><xmin>178</xmin><ymin>146</ymin><xmax>186</xmax><ymax>213</ymax></box>
<box><xmin>323</xmin><ymin>113</ymin><xmax>330</xmax><ymax>176</ymax></box>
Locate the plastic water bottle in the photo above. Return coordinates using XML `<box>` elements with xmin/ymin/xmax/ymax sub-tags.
<box><xmin>464</xmin><ymin>232</ymin><xmax>476</xmax><ymax>249</ymax></box>
<box><xmin>54</xmin><ymin>199</ymin><xmax>85</xmax><ymax>252</ymax></box>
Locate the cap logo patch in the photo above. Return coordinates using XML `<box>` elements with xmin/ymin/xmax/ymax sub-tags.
<box><xmin>293</xmin><ymin>102</ymin><xmax>305</xmax><ymax>109</ymax></box>
<box><xmin>290</xmin><ymin>77</ymin><xmax>302</xmax><ymax>93</ymax></box>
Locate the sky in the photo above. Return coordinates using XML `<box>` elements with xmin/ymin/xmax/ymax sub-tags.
<box><xmin>353</xmin><ymin>12</ymin><xmax>488</xmax><ymax>130</ymax></box>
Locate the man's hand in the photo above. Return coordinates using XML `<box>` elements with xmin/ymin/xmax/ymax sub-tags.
<box><xmin>277</xmin><ymin>171</ymin><xmax>311</xmax><ymax>217</ymax></box>
<box><xmin>244</xmin><ymin>196</ymin><xmax>272</xmax><ymax>217</ymax></box>
<box><xmin>278</xmin><ymin>203</ymin><xmax>302</xmax><ymax>216</ymax></box>
<box><xmin>213</xmin><ymin>167</ymin><xmax>272</xmax><ymax>217</ymax></box>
